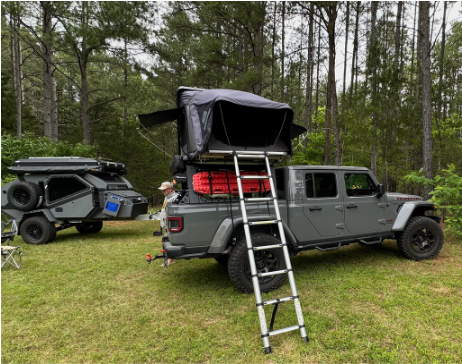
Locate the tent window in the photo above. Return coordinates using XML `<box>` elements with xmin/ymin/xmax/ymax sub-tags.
<box><xmin>211</xmin><ymin>101</ymin><xmax>289</xmax><ymax>148</ymax></box>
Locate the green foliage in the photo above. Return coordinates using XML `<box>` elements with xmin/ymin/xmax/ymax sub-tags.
<box><xmin>405</xmin><ymin>165</ymin><xmax>462</xmax><ymax>238</ymax></box>
<box><xmin>1</xmin><ymin>133</ymin><xmax>97</xmax><ymax>184</ymax></box>
<box><xmin>292</xmin><ymin>131</ymin><xmax>325</xmax><ymax>165</ymax></box>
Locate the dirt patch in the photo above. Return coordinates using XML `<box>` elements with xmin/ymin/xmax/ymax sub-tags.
<box><xmin>104</xmin><ymin>221</ymin><xmax>132</xmax><ymax>226</ymax></box>
<box><xmin>431</xmin><ymin>286</ymin><xmax>453</xmax><ymax>295</ymax></box>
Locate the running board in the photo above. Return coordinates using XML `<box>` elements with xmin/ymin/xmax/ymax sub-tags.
<box><xmin>315</xmin><ymin>244</ymin><xmax>341</xmax><ymax>252</ymax></box>
<box><xmin>359</xmin><ymin>237</ymin><xmax>383</xmax><ymax>246</ymax></box>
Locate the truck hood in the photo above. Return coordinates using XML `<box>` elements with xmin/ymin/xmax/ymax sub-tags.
<box><xmin>386</xmin><ymin>192</ymin><xmax>423</xmax><ymax>203</ymax></box>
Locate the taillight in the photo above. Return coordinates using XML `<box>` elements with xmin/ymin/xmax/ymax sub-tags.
<box><xmin>168</xmin><ymin>217</ymin><xmax>183</xmax><ymax>232</ymax></box>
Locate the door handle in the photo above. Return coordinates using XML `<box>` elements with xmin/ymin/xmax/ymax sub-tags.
<box><xmin>347</xmin><ymin>204</ymin><xmax>358</xmax><ymax>209</ymax></box>
<box><xmin>309</xmin><ymin>206</ymin><xmax>322</xmax><ymax>211</ymax></box>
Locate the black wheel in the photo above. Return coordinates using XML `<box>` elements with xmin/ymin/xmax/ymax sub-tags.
<box><xmin>76</xmin><ymin>221</ymin><xmax>103</xmax><ymax>234</ymax></box>
<box><xmin>7</xmin><ymin>182</ymin><xmax>42</xmax><ymax>211</ymax></box>
<box><xmin>228</xmin><ymin>234</ymin><xmax>287</xmax><ymax>294</ymax></box>
<box><xmin>397</xmin><ymin>216</ymin><xmax>444</xmax><ymax>261</ymax></box>
<box><xmin>214</xmin><ymin>255</ymin><xmax>229</xmax><ymax>267</ymax></box>
<box><xmin>20</xmin><ymin>216</ymin><xmax>56</xmax><ymax>245</ymax></box>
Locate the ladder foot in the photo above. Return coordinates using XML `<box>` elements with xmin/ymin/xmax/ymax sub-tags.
<box><xmin>303</xmin><ymin>336</ymin><xmax>309</xmax><ymax>343</ymax></box>
<box><xmin>264</xmin><ymin>347</ymin><xmax>272</xmax><ymax>354</ymax></box>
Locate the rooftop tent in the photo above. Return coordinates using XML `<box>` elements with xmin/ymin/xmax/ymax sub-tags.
<box><xmin>137</xmin><ymin>87</ymin><xmax>306</xmax><ymax>160</ymax></box>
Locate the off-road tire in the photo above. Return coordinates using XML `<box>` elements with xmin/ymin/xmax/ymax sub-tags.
<box><xmin>76</xmin><ymin>221</ymin><xmax>103</xmax><ymax>234</ymax></box>
<box><xmin>397</xmin><ymin>216</ymin><xmax>444</xmax><ymax>261</ymax></box>
<box><xmin>214</xmin><ymin>255</ymin><xmax>229</xmax><ymax>267</ymax></box>
<box><xmin>20</xmin><ymin>216</ymin><xmax>56</xmax><ymax>245</ymax></box>
<box><xmin>7</xmin><ymin>182</ymin><xmax>42</xmax><ymax>212</ymax></box>
<box><xmin>228</xmin><ymin>234</ymin><xmax>287</xmax><ymax>294</ymax></box>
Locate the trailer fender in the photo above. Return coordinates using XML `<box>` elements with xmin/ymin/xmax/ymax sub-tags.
<box><xmin>17</xmin><ymin>209</ymin><xmax>57</xmax><ymax>235</ymax></box>
<box><xmin>207</xmin><ymin>216</ymin><xmax>297</xmax><ymax>254</ymax></box>
<box><xmin>392</xmin><ymin>201</ymin><xmax>438</xmax><ymax>232</ymax></box>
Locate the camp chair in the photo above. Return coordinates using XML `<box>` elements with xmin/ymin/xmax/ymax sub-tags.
<box><xmin>1</xmin><ymin>220</ymin><xmax>22</xmax><ymax>269</ymax></box>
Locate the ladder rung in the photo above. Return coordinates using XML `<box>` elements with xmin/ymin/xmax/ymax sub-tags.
<box><xmin>244</xmin><ymin>197</ymin><xmax>273</xmax><ymax>202</ymax></box>
<box><xmin>262</xmin><ymin>296</ymin><xmax>295</xmax><ymax>305</ymax></box>
<box><xmin>249</xmin><ymin>220</ymin><xmax>278</xmax><ymax>226</ymax></box>
<box><xmin>237</xmin><ymin>154</ymin><xmax>266</xmax><ymax>159</ymax></box>
<box><xmin>240</xmin><ymin>176</ymin><xmax>269</xmax><ymax>180</ymax></box>
<box><xmin>253</xmin><ymin>244</ymin><xmax>283</xmax><ymax>251</ymax></box>
<box><xmin>258</xmin><ymin>269</ymin><xmax>289</xmax><ymax>278</ymax></box>
<box><xmin>209</xmin><ymin>150</ymin><xmax>287</xmax><ymax>156</ymax></box>
<box><xmin>269</xmin><ymin>325</ymin><xmax>300</xmax><ymax>337</ymax></box>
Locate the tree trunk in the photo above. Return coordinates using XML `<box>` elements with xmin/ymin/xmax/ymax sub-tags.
<box><xmin>271</xmin><ymin>2</ymin><xmax>276</xmax><ymax>100</ymax></box>
<box><xmin>11</xmin><ymin>13</ymin><xmax>22</xmax><ymax>138</ymax></box>
<box><xmin>342</xmin><ymin>2</ymin><xmax>349</xmax><ymax>97</ymax></box>
<box><xmin>304</xmin><ymin>2</ymin><xmax>314</xmax><ymax>137</ymax></box>
<box><xmin>394</xmin><ymin>2</ymin><xmax>402</xmax><ymax>72</ymax></box>
<box><xmin>350</xmin><ymin>2</ymin><xmax>359</xmax><ymax>98</ymax></box>
<box><xmin>280</xmin><ymin>2</ymin><xmax>285</xmax><ymax>102</ymax></box>
<box><xmin>252</xmin><ymin>2</ymin><xmax>265</xmax><ymax>96</ymax></box>
<box><xmin>327</xmin><ymin>7</ymin><xmax>340</xmax><ymax>166</ymax></box>
<box><xmin>123</xmin><ymin>38</ymin><xmax>128</xmax><ymax>131</ymax></box>
<box><xmin>320</xmin><ymin>4</ymin><xmax>340</xmax><ymax>165</ymax></box>
<box><xmin>419</xmin><ymin>1</ymin><xmax>433</xmax><ymax>200</ymax></box>
<box><xmin>41</xmin><ymin>1</ymin><xmax>59</xmax><ymax>140</ymax></box>
<box><xmin>436</xmin><ymin>1</ymin><xmax>447</xmax><ymax>150</ymax></box>
<box><xmin>369</xmin><ymin>2</ymin><xmax>378</xmax><ymax>177</ymax></box>
<box><xmin>81</xmin><ymin>58</ymin><xmax>91</xmax><ymax>144</ymax></box>
<box><xmin>315</xmin><ymin>19</ymin><xmax>321</xmax><ymax>122</ymax></box>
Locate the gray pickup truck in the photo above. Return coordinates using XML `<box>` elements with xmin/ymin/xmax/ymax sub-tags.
<box><xmin>139</xmin><ymin>87</ymin><xmax>443</xmax><ymax>294</ymax></box>
<box><xmin>161</xmin><ymin>164</ymin><xmax>443</xmax><ymax>293</ymax></box>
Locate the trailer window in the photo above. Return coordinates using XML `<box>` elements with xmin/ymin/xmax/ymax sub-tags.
<box><xmin>47</xmin><ymin>177</ymin><xmax>89</xmax><ymax>202</ymax></box>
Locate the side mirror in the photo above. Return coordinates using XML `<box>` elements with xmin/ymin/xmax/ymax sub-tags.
<box><xmin>375</xmin><ymin>184</ymin><xmax>385</xmax><ymax>197</ymax></box>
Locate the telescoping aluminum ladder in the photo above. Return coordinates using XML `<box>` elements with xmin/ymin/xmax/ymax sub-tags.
<box><xmin>209</xmin><ymin>150</ymin><xmax>309</xmax><ymax>354</ymax></box>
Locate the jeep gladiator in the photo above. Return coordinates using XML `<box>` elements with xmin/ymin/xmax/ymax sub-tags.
<box><xmin>161</xmin><ymin>164</ymin><xmax>443</xmax><ymax>293</ymax></box>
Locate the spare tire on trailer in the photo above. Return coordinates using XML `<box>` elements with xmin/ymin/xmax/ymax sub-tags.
<box><xmin>7</xmin><ymin>181</ymin><xmax>42</xmax><ymax>211</ymax></box>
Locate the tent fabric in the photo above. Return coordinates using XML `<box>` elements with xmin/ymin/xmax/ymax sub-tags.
<box><xmin>138</xmin><ymin>107</ymin><xmax>182</xmax><ymax>128</ymax></box>
<box><xmin>137</xmin><ymin>87</ymin><xmax>306</xmax><ymax>159</ymax></box>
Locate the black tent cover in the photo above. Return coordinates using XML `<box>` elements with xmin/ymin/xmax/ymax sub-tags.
<box><xmin>137</xmin><ymin>87</ymin><xmax>306</xmax><ymax>159</ymax></box>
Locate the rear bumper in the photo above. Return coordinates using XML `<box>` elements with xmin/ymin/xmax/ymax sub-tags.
<box><xmin>163</xmin><ymin>239</ymin><xmax>186</xmax><ymax>258</ymax></box>
<box><xmin>162</xmin><ymin>239</ymin><xmax>209</xmax><ymax>260</ymax></box>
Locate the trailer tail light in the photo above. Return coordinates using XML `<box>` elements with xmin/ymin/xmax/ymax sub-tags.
<box><xmin>168</xmin><ymin>217</ymin><xmax>183</xmax><ymax>232</ymax></box>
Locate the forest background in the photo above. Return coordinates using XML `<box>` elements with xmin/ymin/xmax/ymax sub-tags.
<box><xmin>1</xmin><ymin>1</ymin><xmax>461</xmax><ymax>210</ymax></box>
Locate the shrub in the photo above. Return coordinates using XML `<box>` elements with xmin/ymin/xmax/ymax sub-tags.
<box><xmin>405</xmin><ymin>165</ymin><xmax>462</xmax><ymax>238</ymax></box>
<box><xmin>1</xmin><ymin>133</ymin><xmax>97</xmax><ymax>185</ymax></box>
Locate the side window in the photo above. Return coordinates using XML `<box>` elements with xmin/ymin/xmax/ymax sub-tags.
<box><xmin>344</xmin><ymin>173</ymin><xmax>376</xmax><ymax>197</ymax></box>
<box><xmin>47</xmin><ymin>177</ymin><xmax>89</xmax><ymax>202</ymax></box>
<box><xmin>305</xmin><ymin>174</ymin><xmax>314</xmax><ymax>198</ymax></box>
<box><xmin>305</xmin><ymin>173</ymin><xmax>337</xmax><ymax>198</ymax></box>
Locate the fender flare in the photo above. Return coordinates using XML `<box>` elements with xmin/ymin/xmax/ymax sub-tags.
<box><xmin>392</xmin><ymin>201</ymin><xmax>437</xmax><ymax>232</ymax></box>
<box><xmin>207</xmin><ymin>215</ymin><xmax>298</xmax><ymax>254</ymax></box>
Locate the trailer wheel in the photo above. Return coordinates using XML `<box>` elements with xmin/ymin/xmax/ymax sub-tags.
<box><xmin>76</xmin><ymin>221</ymin><xmax>103</xmax><ymax>234</ymax></box>
<box><xmin>397</xmin><ymin>216</ymin><xmax>444</xmax><ymax>261</ymax></box>
<box><xmin>228</xmin><ymin>233</ymin><xmax>286</xmax><ymax>294</ymax></box>
<box><xmin>20</xmin><ymin>216</ymin><xmax>56</xmax><ymax>245</ymax></box>
<box><xmin>7</xmin><ymin>182</ymin><xmax>42</xmax><ymax>211</ymax></box>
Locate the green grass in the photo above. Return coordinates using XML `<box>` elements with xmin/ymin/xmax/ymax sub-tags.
<box><xmin>2</xmin><ymin>221</ymin><xmax>462</xmax><ymax>363</ymax></box>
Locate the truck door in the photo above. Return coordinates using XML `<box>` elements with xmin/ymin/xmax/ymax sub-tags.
<box><xmin>302</xmin><ymin>172</ymin><xmax>344</xmax><ymax>237</ymax></box>
<box><xmin>342</xmin><ymin>172</ymin><xmax>386</xmax><ymax>233</ymax></box>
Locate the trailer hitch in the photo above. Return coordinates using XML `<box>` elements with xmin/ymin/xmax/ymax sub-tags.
<box><xmin>146</xmin><ymin>249</ymin><xmax>168</xmax><ymax>268</ymax></box>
